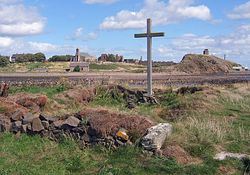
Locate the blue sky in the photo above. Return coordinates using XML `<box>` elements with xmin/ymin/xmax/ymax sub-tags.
<box><xmin>0</xmin><ymin>0</ymin><xmax>250</xmax><ymax>67</ymax></box>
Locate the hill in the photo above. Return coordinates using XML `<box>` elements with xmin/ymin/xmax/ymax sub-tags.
<box><xmin>175</xmin><ymin>54</ymin><xmax>239</xmax><ymax>74</ymax></box>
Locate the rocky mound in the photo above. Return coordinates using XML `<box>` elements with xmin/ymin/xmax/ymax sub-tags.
<box><xmin>175</xmin><ymin>54</ymin><xmax>238</xmax><ymax>74</ymax></box>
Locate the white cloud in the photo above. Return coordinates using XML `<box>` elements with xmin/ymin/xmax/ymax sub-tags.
<box><xmin>67</xmin><ymin>27</ymin><xmax>98</xmax><ymax>41</ymax></box>
<box><xmin>83</xmin><ymin>0</ymin><xmax>118</xmax><ymax>4</ymax></box>
<box><xmin>228</xmin><ymin>1</ymin><xmax>250</xmax><ymax>19</ymax></box>
<box><xmin>0</xmin><ymin>37</ymin><xmax>14</xmax><ymax>48</ymax></box>
<box><xmin>28</xmin><ymin>42</ymin><xmax>58</xmax><ymax>52</ymax></box>
<box><xmin>0</xmin><ymin>2</ymin><xmax>45</xmax><ymax>36</ymax></box>
<box><xmin>100</xmin><ymin>0</ymin><xmax>211</xmax><ymax>30</ymax></box>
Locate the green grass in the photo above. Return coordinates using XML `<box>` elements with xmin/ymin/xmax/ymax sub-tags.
<box><xmin>90</xmin><ymin>87</ymin><xmax>126</xmax><ymax>109</ymax></box>
<box><xmin>90</xmin><ymin>63</ymin><xmax>118</xmax><ymax>70</ymax></box>
<box><xmin>9</xmin><ymin>85</ymin><xmax>67</xmax><ymax>98</ymax></box>
<box><xmin>27</xmin><ymin>62</ymin><xmax>52</xmax><ymax>70</ymax></box>
<box><xmin>1</xmin><ymin>133</ymin><xmax>245</xmax><ymax>175</ymax></box>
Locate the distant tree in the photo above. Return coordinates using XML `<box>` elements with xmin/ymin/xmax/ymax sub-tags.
<box><xmin>73</xmin><ymin>65</ymin><xmax>80</xmax><ymax>72</ymax></box>
<box><xmin>14</xmin><ymin>53</ymin><xmax>46</xmax><ymax>63</ymax></box>
<box><xmin>48</xmin><ymin>55</ymin><xmax>73</xmax><ymax>62</ymax></box>
<box><xmin>0</xmin><ymin>55</ymin><xmax>10</xmax><ymax>67</ymax></box>
<box><xmin>34</xmin><ymin>52</ymin><xmax>46</xmax><ymax>62</ymax></box>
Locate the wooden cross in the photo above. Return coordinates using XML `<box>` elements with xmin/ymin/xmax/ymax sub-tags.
<box><xmin>134</xmin><ymin>18</ymin><xmax>164</xmax><ymax>96</ymax></box>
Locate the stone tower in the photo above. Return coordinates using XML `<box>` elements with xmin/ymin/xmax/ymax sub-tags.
<box><xmin>76</xmin><ymin>48</ymin><xmax>80</xmax><ymax>62</ymax></box>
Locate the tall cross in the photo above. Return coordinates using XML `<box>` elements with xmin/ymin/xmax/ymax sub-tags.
<box><xmin>134</xmin><ymin>18</ymin><xmax>165</xmax><ymax>96</ymax></box>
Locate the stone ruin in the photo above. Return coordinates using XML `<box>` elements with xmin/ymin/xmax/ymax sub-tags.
<box><xmin>0</xmin><ymin>83</ymin><xmax>172</xmax><ymax>152</ymax></box>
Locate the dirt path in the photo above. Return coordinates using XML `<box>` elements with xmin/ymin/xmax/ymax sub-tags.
<box><xmin>0</xmin><ymin>72</ymin><xmax>250</xmax><ymax>86</ymax></box>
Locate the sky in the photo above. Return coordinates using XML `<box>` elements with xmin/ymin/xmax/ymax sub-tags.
<box><xmin>0</xmin><ymin>0</ymin><xmax>250</xmax><ymax>67</ymax></box>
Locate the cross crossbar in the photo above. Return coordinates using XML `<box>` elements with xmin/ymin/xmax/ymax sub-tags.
<box><xmin>134</xmin><ymin>32</ymin><xmax>165</xmax><ymax>38</ymax></box>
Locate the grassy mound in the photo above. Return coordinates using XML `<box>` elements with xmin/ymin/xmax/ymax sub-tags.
<box><xmin>175</xmin><ymin>54</ymin><xmax>239</xmax><ymax>74</ymax></box>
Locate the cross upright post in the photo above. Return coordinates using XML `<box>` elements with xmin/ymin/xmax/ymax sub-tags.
<box><xmin>134</xmin><ymin>18</ymin><xmax>165</xmax><ymax>96</ymax></box>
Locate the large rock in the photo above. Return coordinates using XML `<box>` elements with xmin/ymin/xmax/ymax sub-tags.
<box><xmin>22</xmin><ymin>113</ymin><xmax>38</xmax><ymax>125</ymax></box>
<box><xmin>32</xmin><ymin>118</ymin><xmax>44</xmax><ymax>132</ymax></box>
<box><xmin>62</xmin><ymin>116</ymin><xmax>80</xmax><ymax>128</ymax></box>
<box><xmin>11</xmin><ymin>110</ymin><xmax>24</xmax><ymax>121</ymax></box>
<box><xmin>141</xmin><ymin>123</ymin><xmax>172</xmax><ymax>151</ymax></box>
<box><xmin>214</xmin><ymin>152</ymin><xmax>249</xmax><ymax>161</ymax></box>
<box><xmin>39</xmin><ymin>114</ymin><xmax>58</xmax><ymax>124</ymax></box>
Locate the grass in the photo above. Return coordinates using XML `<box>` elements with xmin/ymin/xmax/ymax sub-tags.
<box><xmin>90</xmin><ymin>86</ymin><xmax>126</xmax><ymax>109</ymax></box>
<box><xmin>0</xmin><ymin>62</ymin><xmax>69</xmax><ymax>73</ymax></box>
<box><xmin>90</xmin><ymin>63</ymin><xmax>118</xmax><ymax>70</ymax></box>
<box><xmin>1</xmin><ymin>133</ymin><xmax>245</xmax><ymax>175</ymax></box>
<box><xmin>9</xmin><ymin>85</ymin><xmax>67</xmax><ymax>98</ymax></box>
<box><xmin>1</xmin><ymin>83</ymin><xmax>250</xmax><ymax>174</ymax></box>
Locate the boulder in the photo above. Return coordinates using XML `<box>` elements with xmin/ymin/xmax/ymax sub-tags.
<box><xmin>21</xmin><ymin>124</ymin><xmax>27</xmax><ymax>133</ymax></box>
<box><xmin>62</xmin><ymin>116</ymin><xmax>80</xmax><ymax>128</ymax></box>
<box><xmin>11</xmin><ymin>110</ymin><xmax>24</xmax><ymax>121</ymax></box>
<box><xmin>39</xmin><ymin>114</ymin><xmax>58</xmax><ymax>124</ymax></box>
<box><xmin>53</xmin><ymin>120</ymin><xmax>64</xmax><ymax>128</ymax></box>
<box><xmin>32</xmin><ymin>118</ymin><xmax>44</xmax><ymax>132</ymax></box>
<box><xmin>214</xmin><ymin>152</ymin><xmax>249</xmax><ymax>161</ymax></box>
<box><xmin>22</xmin><ymin>113</ymin><xmax>38</xmax><ymax>125</ymax></box>
<box><xmin>141</xmin><ymin>123</ymin><xmax>172</xmax><ymax>151</ymax></box>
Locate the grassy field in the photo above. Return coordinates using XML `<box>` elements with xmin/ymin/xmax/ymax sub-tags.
<box><xmin>1</xmin><ymin>83</ymin><xmax>250</xmax><ymax>174</ymax></box>
<box><xmin>0</xmin><ymin>62</ymin><xmax>146</xmax><ymax>73</ymax></box>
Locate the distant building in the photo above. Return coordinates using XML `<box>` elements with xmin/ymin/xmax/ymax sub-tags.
<box><xmin>124</xmin><ymin>59</ymin><xmax>140</xmax><ymax>64</ymax></box>
<box><xmin>11</xmin><ymin>54</ymin><xmax>18</xmax><ymax>62</ymax></box>
<box><xmin>98</xmin><ymin>53</ymin><xmax>123</xmax><ymax>62</ymax></box>
<box><xmin>203</xmin><ymin>49</ymin><xmax>209</xmax><ymax>55</ymax></box>
<box><xmin>69</xmin><ymin>62</ymin><xmax>89</xmax><ymax>72</ymax></box>
<box><xmin>69</xmin><ymin>48</ymin><xmax>91</xmax><ymax>72</ymax></box>
<box><xmin>71</xmin><ymin>48</ymin><xmax>97</xmax><ymax>62</ymax></box>
<box><xmin>232</xmin><ymin>66</ymin><xmax>247</xmax><ymax>72</ymax></box>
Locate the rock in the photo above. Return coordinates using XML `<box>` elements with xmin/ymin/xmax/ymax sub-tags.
<box><xmin>214</xmin><ymin>152</ymin><xmax>249</xmax><ymax>161</ymax></box>
<box><xmin>39</xmin><ymin>114</ymin><xmax>58</xmax><ymax>124</ymax></box>
<box><xmin>53</xmin><ymin>120</ymin><xmax>64</xmax><ymax>128</ymax></box>
<box><xmin>32</xmin><ymin>118</ymin><xmax>44</xmax><ymax>132</ymax></box>
<box><xmin>41</xmin><ymin>121</ymin><xmax>50</xmax><ymax>130</ymax></box>
<box><xmin>0</xmin><ymin>115</ymin><xmax>11</xmax><ymax>132</ymax></box>
<box><xmin>63</xmin><ymin>116</ymin><xmax>80</xmax><ymax>128</ymax></box>
<box><xmin>11</xmin><ymin>121</ymin><xmax>22</xmax><ymax>133</ymax></box>
<box><xmin>22</xmin><ymin>113</ymin><xmax>38</xmax><ymax>125</ymax></box>
<box><xmin>141</xmin><ymin>123</ymin><xmax>172</xmax><ymax>151</ymax></box>
<box><xmin>11</xmin><ymin>110</ymin><xmax>24</xmax><ymax>121</ymax></box>
<box><xmin>21</xmin><ymin>124</ymin><xmax>27</xmax><ymax>133</ymax></box>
